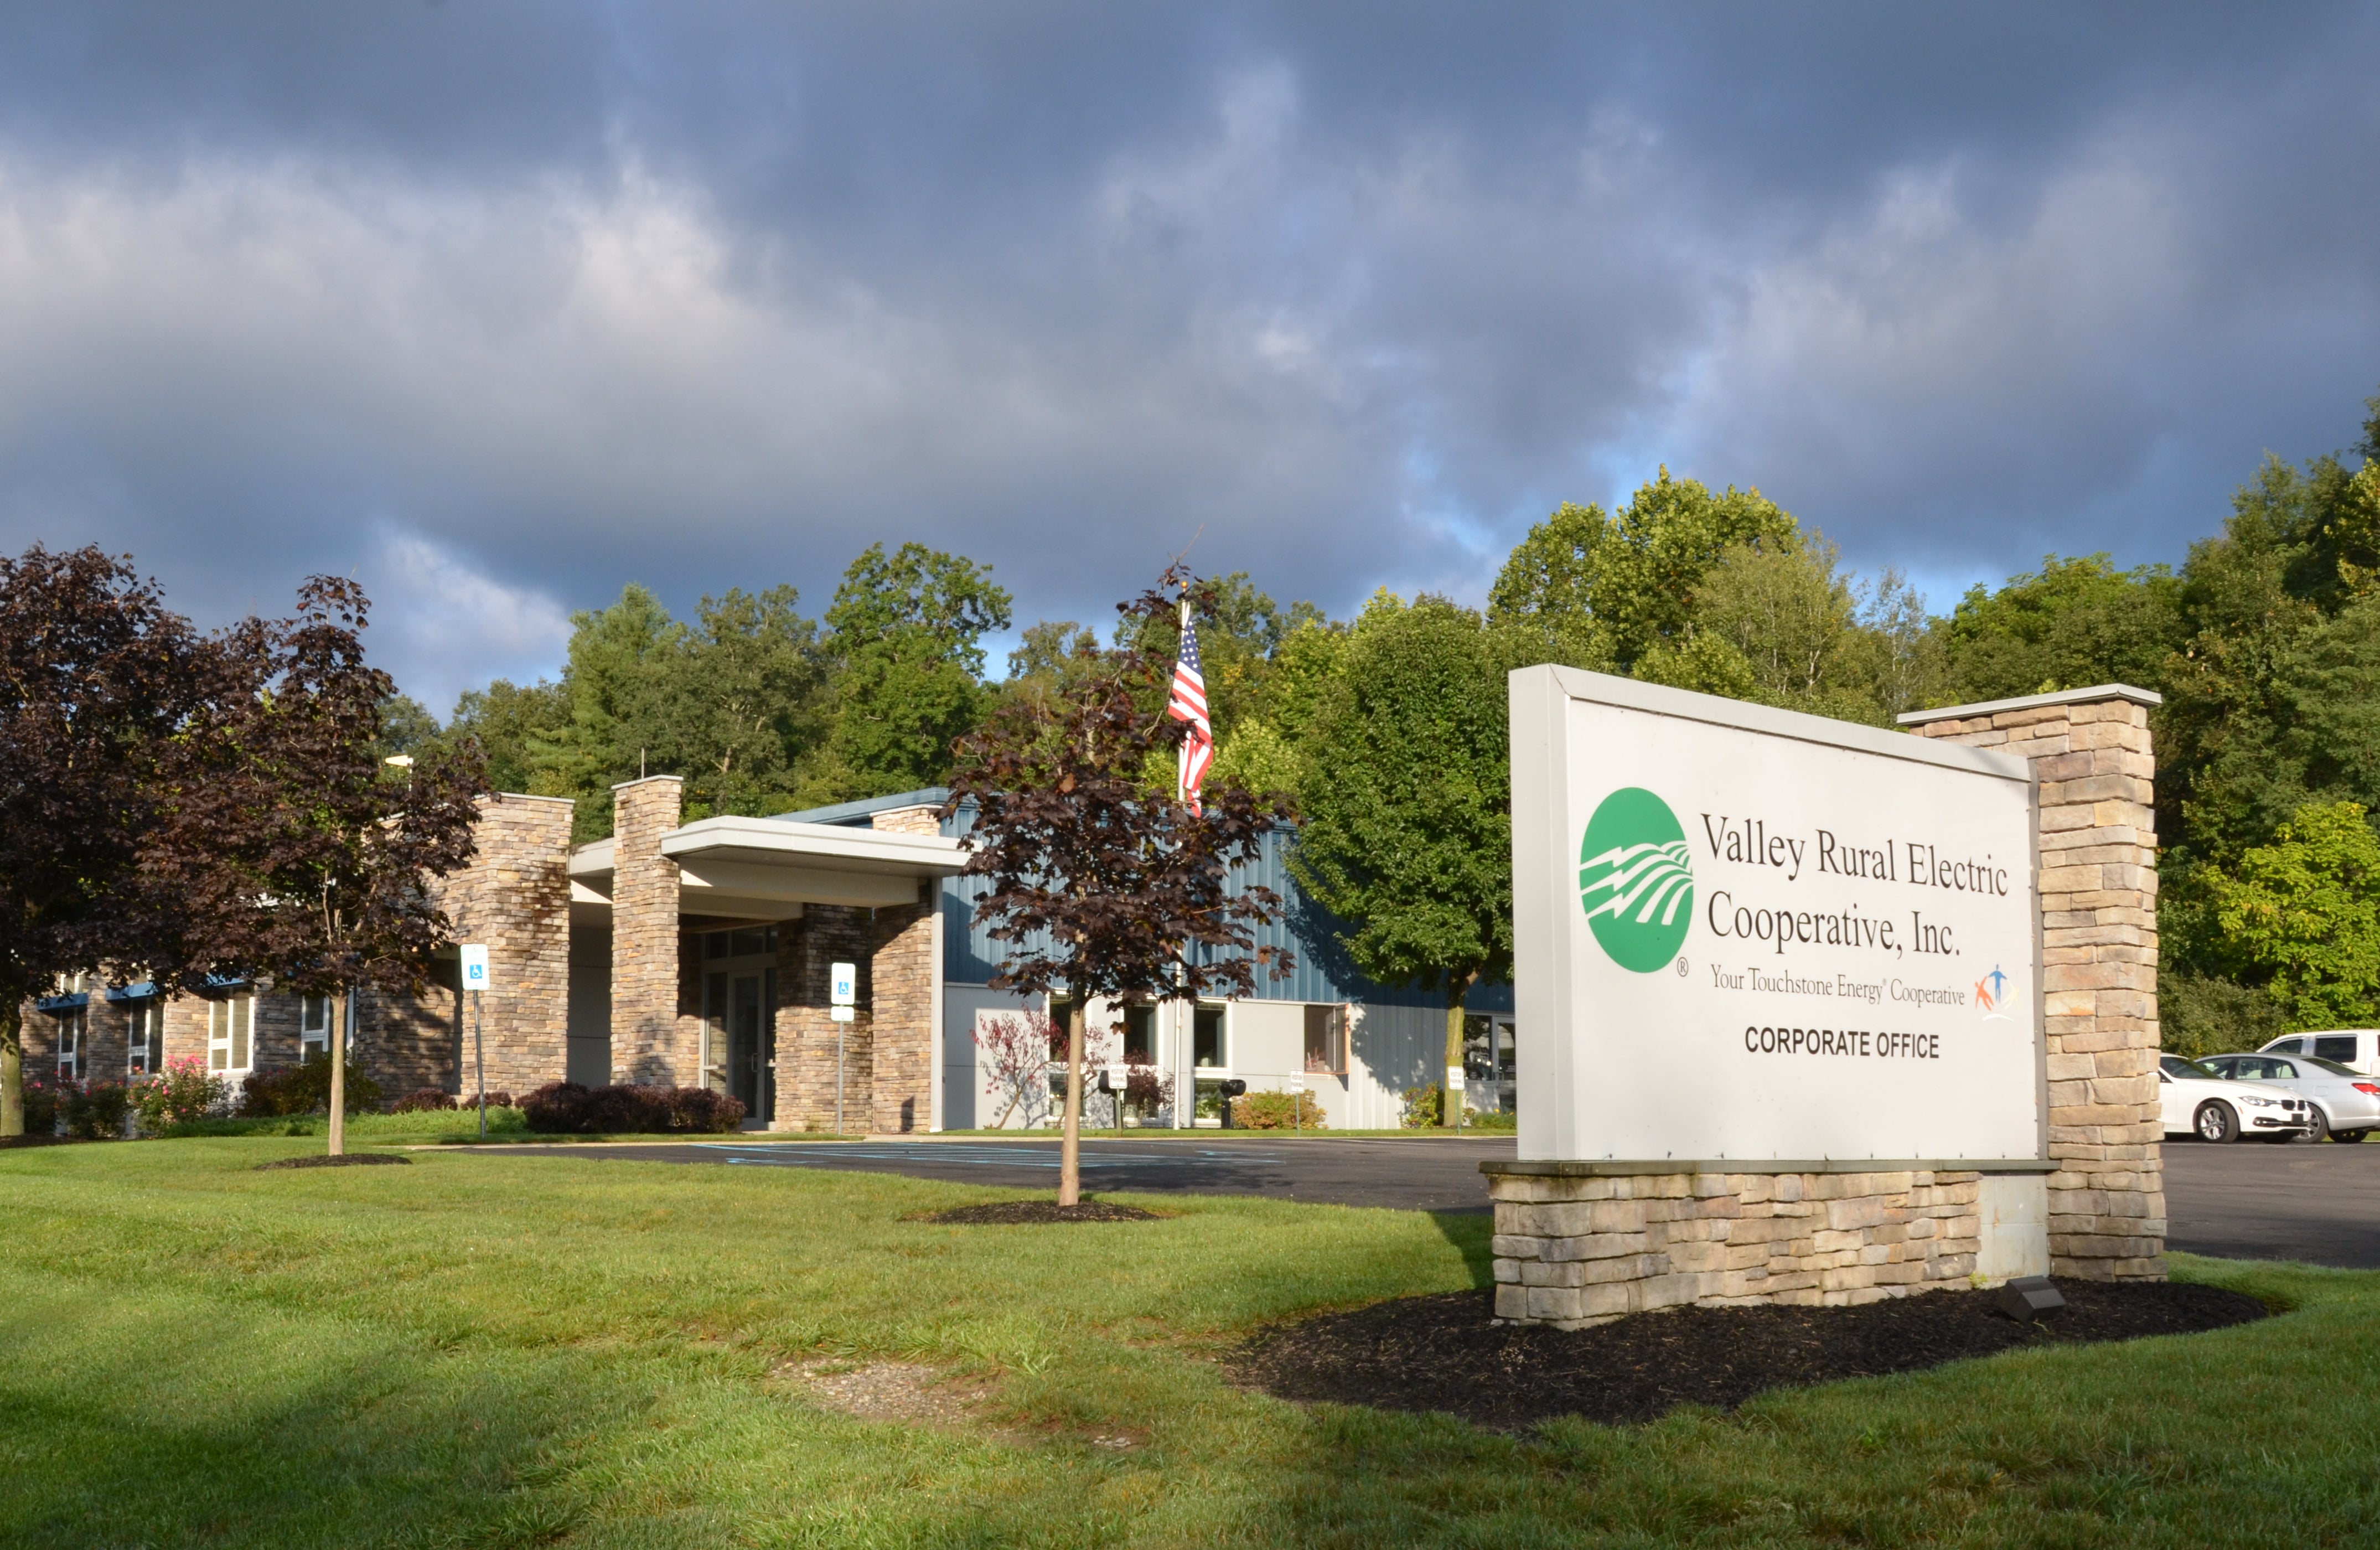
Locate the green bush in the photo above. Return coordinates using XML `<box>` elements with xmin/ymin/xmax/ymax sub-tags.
<box><xmin>1230</xmin><ymin>1090</ymin><xmax>1326</xmax><ymax>1130</ymax></box>
<box><xmin>63</xmin><ymin>1082</ymin><xmax>131</xmax><ymax>1139</ymax></box>
<box><xmin>20</xmin><ymin>1077</ymin><xmax>62</xmax><ymax>1136</ymax></box>
<box><xmin>1399</xmin><ymin>1083</ymin><xmax>1507</xmax><ymax>1128</ymax></box>
<box><xmin>241</xmin><ymin>1053</ymin><xmax>383</xmax><ymax>1117</ymax></box>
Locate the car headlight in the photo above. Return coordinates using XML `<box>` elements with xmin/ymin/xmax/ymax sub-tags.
<box><xmin>2240</xmin><ymin>1096</ymin><xmax>2279</xmax><ymax>1108</ymax></box>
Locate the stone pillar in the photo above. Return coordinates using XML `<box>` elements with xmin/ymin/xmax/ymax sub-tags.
<box><xmin>868</xmin><ymin>880</ymin><xmax>935</xmax><ymax>1134</ymax></box>
<box><xmin>869</xmin><ymin>804</ymin><xmax>945</xmax><ymax>838</ymax></box>
<box><xmin>610</xmin><ymin>776</ymin><xmax>694</xmax><ymax>1086</ymax></box>
<box><xmin>777</xmin><ymin>906</ymin><xmax>874</xmax><ymax>1132</ymax></box>
<box><xmin>1903</xmin><ymin>685</ymin><xmax>2166</xmax><ymax>1283</ymax></box>
<box><xmin>433</xmin><ymin>793</ymin><xmax>574</xmax><ymax>1097</ymax></box>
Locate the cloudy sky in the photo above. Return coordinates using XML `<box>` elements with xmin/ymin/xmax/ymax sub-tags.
<box><xmin>1</xmin><ymin>3</ymin><xmax>2375</xmax><ymax>713</ymax></box>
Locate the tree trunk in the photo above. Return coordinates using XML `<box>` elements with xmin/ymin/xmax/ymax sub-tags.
<box><xmin>327</xmin><ymin>986</ymin><xmax>348</xmax><ymax>1156</ymax></box>
<box><xmin>1443</xmin><ymin>971</ymin><xmax>1476</xmax><ymax>1132</ymax></box>
<box><xmin>0</xmin><ymin>999</ymin><xmax>22</xmax><ymax>1138</ymax></box>
<box><xmin>1059</xmin><ymin>999</ymin><xmax>1085</xmax><ymax>1207</ymax></box>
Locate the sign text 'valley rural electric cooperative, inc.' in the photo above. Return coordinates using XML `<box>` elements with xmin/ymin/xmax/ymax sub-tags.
<box><xmin>1513</xmin><ymin>666</ymin><xmax>2046</xmax><ymax>1164</ymax></box>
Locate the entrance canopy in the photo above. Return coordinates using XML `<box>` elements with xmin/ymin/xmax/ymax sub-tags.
<box><xmin>568</xmin><ymin>814</ymin><xmax>966</xmax><ymax>927</ymax></box>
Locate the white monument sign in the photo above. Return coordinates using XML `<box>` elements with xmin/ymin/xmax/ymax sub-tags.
<box><xmin>1510</xmin><ymin>665</ymin><xmax>2043</xmax><ymax>1165</ymax></box>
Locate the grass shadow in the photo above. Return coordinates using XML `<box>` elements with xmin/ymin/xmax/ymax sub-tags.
<box><xmin>1427</xmin><ymin>1207</ymin><xmax>1496</xmax><ymax>1289</ymax></box>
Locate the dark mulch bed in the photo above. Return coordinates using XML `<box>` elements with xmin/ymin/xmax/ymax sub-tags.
<box><xmin>1236</xmin><ymin>1280</ymin><xmax>2268</xmax><ymax>1431</ymax></box>
<box><xmin>0</xmin><ymin>1134</ymin><xmax>76</xmax><ymax>1149</ymax></box>
<box><xmin>920</xmin><ymin>1200</ymin><xmax>1160</xmax><ymax>1224</ymax></box>
<box><xmin>253</xmin><ymin>1153</ymin><xmax>413</xmax><ymax>1171</ymax></box>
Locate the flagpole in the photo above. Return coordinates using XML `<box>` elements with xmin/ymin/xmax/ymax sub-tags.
<box><xmin>1176</xmin><ymin>589</ymin><xmax>1191</xmax><ymax>1130</ymax></box>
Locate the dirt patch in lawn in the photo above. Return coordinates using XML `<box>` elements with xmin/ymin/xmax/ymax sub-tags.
<box><xmin>253</xmin><ymin>1153</ymin><xmax>413</xmax><ymax>1171</ymax></box>
<box><xmin>1235</xmin><ymin>1280</ymin><xmax>2267</xmax><ymax>1431</ymax></box>
<box><xmin>919</xmin><ymin>1200</ymin><xmax>1162</xmax><ymax>1224</ymax></box>
<box><xmin>787</xmin><ymin>1360</ymin><xmax>995</xmax><ymax>1428</ymax></box>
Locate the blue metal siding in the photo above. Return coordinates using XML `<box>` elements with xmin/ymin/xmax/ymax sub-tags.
<box><xmin>939</xmin><ymin>813</ymin><xmax>1512</xmax><ymax>1013</ymax></box>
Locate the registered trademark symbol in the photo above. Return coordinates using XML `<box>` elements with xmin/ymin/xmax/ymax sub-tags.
<box><xmin>1676</xmin><ymin>957</ymin><xmax>1689</xmax><ymax>976</ymax></box>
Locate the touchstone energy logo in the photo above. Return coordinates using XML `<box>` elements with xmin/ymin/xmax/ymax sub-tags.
<box><xmin>1579</xmin><ymin>787</ymin><xmax>1695</xmax><ymax>973</ymax></box>
<box><xmin>1975</xmin><ymin>964</ymin><xmax>2012</xmax><ymax>1021</ymax></box>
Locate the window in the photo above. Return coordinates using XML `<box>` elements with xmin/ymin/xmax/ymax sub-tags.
<box><xmin>208</xmin><ymin>995</ymin><xmax>254</xmax><ymax>1074</ymax></box>
<box><xmin>704</xmin><ymin>926</ymin><xmax>779</xmax><ymax>960</ymax></box>
<box><xmin>2314</xmin><ymin>1035</ymin><xmax>2360</xmax><ymax>1064</ymax></box>
<box><xmin>1303</xmin><ymin>1005</ymin><xmax>1347</xmax><ymax>1075</ymax></box>
<box><xmin>55</xmin><ymin>1008</ymin><xmax>85</xmax><ymax>1081</ymax></box>
<box><xmin>2273</xmin><ymin>1037</ymin><xmax>2305</xmax><ymax>1053</ymax></box>
<box><xmin>301</xmin><ymin>995</ymin><xmax>333</xmax><ymax>1058</ymax></box>
<box><xmin>1193</xmin><ymin>1005</ymin><xmax>1226</xmax><ymax>1069</ymax></box>
<box><xmin>1121</xmin><ymin>1004</ymin><xmax>1156</xmax><ymax>1065</ymax></box>
<box><xmin>126</xmin><ymin>1000</ymin><xmax>159</xmax><ymax>1077</ymax></box>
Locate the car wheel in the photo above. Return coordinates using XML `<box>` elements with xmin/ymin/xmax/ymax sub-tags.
<box><xmin>2299</xmin><ymin>1107</ymin><xmax>2331</xmax><ymax>1144</ymax></box>
<box><xmin>2195</xmin><ymin>1100</ymin><xmax>2238</xmax><ymax>1143</ymax></box>
<box><xmin>2337</xmin><ymin>1128</ymin><xmax>2371</xmax><ymax>1143</ymax></box>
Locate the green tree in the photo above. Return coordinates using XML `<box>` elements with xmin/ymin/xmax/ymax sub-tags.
<box><xmin>1291</xmin><ymin>592</ymin><xmax>1516</xmax><ymax>1128</ymax></box>
<box><xmin>443</xmin><ymin>678</ymin><xmax>570</xmax><ymax>797</ymax></box>
<box><xmin>527</xmin><ymin>585</ymin><xmax>677</xmax><ymax>840</ymax></box>
<box><xmin>810</xmin><ymin>544</ymin><xmax>1011</xmax><ymax>802</ymax></box>
<box><xmin>2207</xmin><ymin>801</ymin><xmax>2380</xmax><ymax>1030</ymax></box>
<box><xmin>1938</xmin><ymin>555</ymin><xmax>2184</xmax><ymax>706</ymax></box>
<box><xmin>643</xmin><ymin>586</ymin><xmax>823</xmax><ymax>821</ymax></box>
<box><xmin>371</xmin><ymin>694</ymin><xmax>442</xmax><ymax>760</ymax></box>
<box><xmin>1489</xmin><ymin>471</ymin><xmax>1800</xmax><ymax>675</ymax></box>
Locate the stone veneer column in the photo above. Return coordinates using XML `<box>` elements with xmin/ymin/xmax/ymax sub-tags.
<box><xmin>430</xmin><ymin>793</ymin><xmax>574</xmax><ymax>1096</ymax></box>
<box><xmin>868</xmin><ymin>880</ymin><xmax>935</xmax><ymax>1134</ymax></box>
<box><xmin>1903</xmin><ymin>685</ymin><xmax>2166</xmax><ymax>1282</ymax></box>
<box><xmin>610</xmin><ymin>776</ymin><xmax>693</xmax><ymax>1086</ymax></box>
<box><xmin>777</xmin><ymin>907</ymin><xmax>875</xmax><ymax>1132</ymax></box>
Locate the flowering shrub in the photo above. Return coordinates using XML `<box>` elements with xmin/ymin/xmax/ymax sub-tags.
<box><xmin>132</xmin><ymin>1057</ymin><xmax>227</xmax><ymax>1132</ymax></box>
<box><xmin>63</xmin><ymin>1081</ymin><xmax>131</xmax><ymax>1139</ymax></box>
<box><xmin>519</xmin><ymin>1082</ymin><xmax>745</xmax><ymax>1134</ymax></box>
<box><xmin>977</xmin><ymin>1010</ymin><xmax>1063</xmax><ymax>1130</ymax></box>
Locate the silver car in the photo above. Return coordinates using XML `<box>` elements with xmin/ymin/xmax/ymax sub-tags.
<box><xmin>2202</xmin><ymin>1052</ymin><xmax>2380</xmax><ymax>1143</ymax></box>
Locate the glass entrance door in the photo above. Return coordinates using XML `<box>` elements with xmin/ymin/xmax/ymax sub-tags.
<box><xmin>704</xmin><ymin>966</ymin><xmax>775</xmax><ymax>1125</ymax></box>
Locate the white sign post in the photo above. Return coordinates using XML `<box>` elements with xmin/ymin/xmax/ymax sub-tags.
<box><xmin>459</xmin><ymin>944</ymin><xmax>491</xmax><ymax>1138</ymax></box>
<box><xmin>1509</xmin><ymin>665</ymin><xmax>2043</xmax><ymax>1166</ymax></box>
<box><xmin>830</xmin><ymin>962</ymin><xmax>856</xmax><ymax>1135</ymax></box>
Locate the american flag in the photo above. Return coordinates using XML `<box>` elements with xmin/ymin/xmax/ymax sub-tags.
<box><xmin>1168</xmin><ymin>609</ymin><xmax>1214</xmax><ymax>813</ymax></box>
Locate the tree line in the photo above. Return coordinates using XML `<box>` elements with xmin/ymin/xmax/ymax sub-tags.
<box><xmin>411</xmin><ymin>382</ymin><xmax>2380</xmax><ymax>1058</ymax></box>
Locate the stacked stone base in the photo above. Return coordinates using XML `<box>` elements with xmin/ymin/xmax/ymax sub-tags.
<box><xmin>1489</xmin><ymin>1167</ymin><xmax>1993</xmax><ymax>1329</ymax></box>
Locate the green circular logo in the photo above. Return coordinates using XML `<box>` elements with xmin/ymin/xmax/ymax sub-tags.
<box><xmin>1579</xmin><ymin>787</ymin><xmax>1694</xmax><ymax>973</ymax></box>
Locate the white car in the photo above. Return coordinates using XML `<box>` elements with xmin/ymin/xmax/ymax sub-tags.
<box><xmin>2258</xmin><ymin>1030</ymin><xmax>2380</xmax><ymax>1077</ymax></box>
<box><xmin>2157</xmin><ymin>1054</ymin><xmax>2313</xmax><ymax>1143</ymax></box>
<box><xmin>2201</xmin><ymin>1051</ymin><xmax>2380</xmax><ymax>1143</ymax></box>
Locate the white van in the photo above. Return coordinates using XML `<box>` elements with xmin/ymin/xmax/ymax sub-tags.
<box><xmin>2260</xmin><ymin>1030</ymin><xmax>2380</xmax><ymax>1077</ymax></box>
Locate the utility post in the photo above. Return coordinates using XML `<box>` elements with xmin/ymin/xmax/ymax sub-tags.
<box><xmin>460</xmin><ymin>943</ymin><xmax>490</xmax><ymax>1139</ymax></box>
<box><xmin>830</xmin><ymin>960</ymin><xmax>856</xmax><ymax>1135</ymax></box>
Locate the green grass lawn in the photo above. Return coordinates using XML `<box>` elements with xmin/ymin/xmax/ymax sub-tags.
<box><xmin>3</xmin><ymin>1140</ymin><xmax>2371</xmax><ymax>1548</ymax></box>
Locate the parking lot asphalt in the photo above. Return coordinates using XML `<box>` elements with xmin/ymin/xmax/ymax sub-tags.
<box><xmin>2162</xmin><ymin>1140</ymin><xmax>2380</xmax><ymax>1269</ymax></box>
<box><xmin>474</xmin><ymin>1134</ymin><xmax>1519</xmax><ymax>1212</ymax></box>
<box><xmin>476</xmin><ymin>1133</ymin><xmax>2380</xmax><ymax>1266</ymax></box>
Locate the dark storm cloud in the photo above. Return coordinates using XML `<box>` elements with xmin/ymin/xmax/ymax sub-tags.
<box><xmin>0</xmin><ymin>2</ymin><xmax>2373</xmax><ymax>709</ymax></box>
